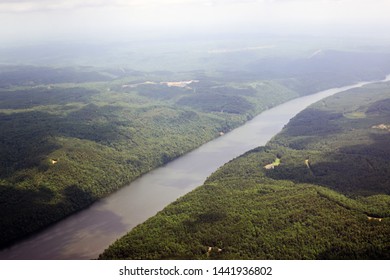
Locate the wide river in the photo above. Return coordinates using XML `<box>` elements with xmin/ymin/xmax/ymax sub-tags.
<box><xmin>1</xmin><ymin>76</ymin><xmax>389</xmax><ymax>259</ymax></box>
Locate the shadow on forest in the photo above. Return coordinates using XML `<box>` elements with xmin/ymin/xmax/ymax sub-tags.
<box><xmin>0</xmin><ymin>66</ymin><xmax>111</xmax><ymax>88</ymax></box>
<box><xmin>0</xmin><ymin>104</ymin><xmax>129</xmax><ymax>175</ymax></box>
<box><xmin>0</xmin><ymin>87</ymin><xmax>99</xmax><ymax>109</ymax></box>
<box><xmin>183</xmin><ymin>210</ymin><xmax>227</xmax><ymax>233</ymax></box>
<box><xmin>268</xmin><ymin>132</ymin><xmax>390</xmax><ymax>196</ymax></box>
<box><xmin>280</xmin><ymin>108</ymin><xmax>344</xmax><ymax>138</ymax></box>
<box><xmin>0</xmin><ymin>183</ymin><xmax>97</xmax><ymax>249</ymax></box>
<box><xmin>317</xmin><ymin>244</ymin><xmax>390</xmax><ymax>260</ymax></box>
<box><xmin>366</xmin><ymin>98</ymin><xmax>390</xmax><ymax>115</ymax></box>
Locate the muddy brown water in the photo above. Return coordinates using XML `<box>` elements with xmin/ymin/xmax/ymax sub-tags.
<box><xmin>1</xmin><ymin>76</ymin><xmax>388</xmax><ymax>259</ymax></box>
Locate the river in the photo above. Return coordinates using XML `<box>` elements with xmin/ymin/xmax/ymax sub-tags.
<box><xmin>1</xmin><ymin>76</ymin><xmax>389</xmax><ymax>259</ymax></box>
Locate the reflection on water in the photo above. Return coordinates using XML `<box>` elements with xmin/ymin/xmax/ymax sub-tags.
<box><xmin>0</xmin><ymin>77</ymin><xmax>388</xmax><ymax>259</ymax></box>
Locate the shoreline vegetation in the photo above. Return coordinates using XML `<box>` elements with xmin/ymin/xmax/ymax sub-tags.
<box><xmin>1</xmin><ymin>49</ymin><xmax>390</xmax><ymax>252</ymax></box>
<box><xmin>0</xmin><ymin>66</ymin><xmax>299</xmax><ymax>249</ymax></box>
<box><xmin>100</xmin><ymin>80</ymin><xmax>390</xmax><ymax>260</ymax></box>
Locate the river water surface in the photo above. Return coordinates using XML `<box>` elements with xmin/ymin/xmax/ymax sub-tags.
<box><xmin>1</xmin><ymin>77</ymin><xmax>388</xmax><ymax>259</ymax></box>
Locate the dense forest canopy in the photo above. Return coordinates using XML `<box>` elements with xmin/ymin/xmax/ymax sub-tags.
<box><xmin>100</xmin><ymin>80</ymin><xmax>390</xmax><ymax>260</ymax></box>
<box><xmin>1</xmin><ymin>47</ymin><xmax>390</xmax><ymax>250</ymax></box>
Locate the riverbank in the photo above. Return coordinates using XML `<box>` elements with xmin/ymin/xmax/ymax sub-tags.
<box><xmin>0</xmin><ymin>67</ymin><xmax>305</xmax><ymax>251</ymax></box>
<box><xmin>100</xmin><ymin>77</ymin><xmax>390</xmax><ymax>260</ymax></box>
<box><xmin>2</xmin><ymin>76</ymin><xmax>388</xmax><ymax>259</ymax></box>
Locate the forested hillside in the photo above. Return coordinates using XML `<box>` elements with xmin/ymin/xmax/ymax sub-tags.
<box><xmin>0</xmin><ymin>66</ymin><xmax>298</xmax><ymax>248</ymax></box>
<box><xmin>100</xmin><ymin>81</ymin><xmax>390</xmax><ymax>260</ymax></box>
<box><xmin>1</xmin><ymin>49</ymin><xmax>390</xmax><ymax>249</ymax></box>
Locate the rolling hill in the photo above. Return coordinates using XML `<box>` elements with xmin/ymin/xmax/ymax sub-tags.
<box><xmin>100</xmin><ymin>80</ymin><xmax>390</xmax><ymax>260</ymax></box>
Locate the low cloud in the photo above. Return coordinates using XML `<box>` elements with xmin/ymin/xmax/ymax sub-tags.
<box><xmin>1</xmin><ymin>0</ymin><xmax>389</xmax><ymax>44</ymax></box>
<box><xmin>0</xmin><ymin>0</ymin><xmax>137</xmax><ymax>13</ymax></box>
<box><xmin>0</xmin><ymin>0</ymin><xmax>264</xmax><ymax>13</ymax></box>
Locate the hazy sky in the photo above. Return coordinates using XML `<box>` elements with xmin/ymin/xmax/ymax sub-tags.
<box><xmin>1</xmin><ymin>0</ymin><xmax>390</xmax><ymax>44</ymax></box>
